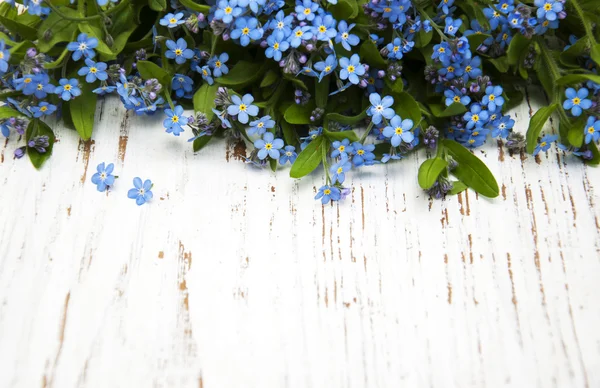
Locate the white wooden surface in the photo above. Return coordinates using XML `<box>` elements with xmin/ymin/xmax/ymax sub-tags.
<box><xmin>0</xmin><ymin>87</ymin><xmax>599</xmax><ymax>388</ymax></box>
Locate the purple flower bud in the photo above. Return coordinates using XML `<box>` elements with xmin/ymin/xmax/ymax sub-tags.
<box><xmin>26</xmin><ymin>48</ymin><xmax>37</xmax><ymax>58</ymax></box>
<box><xmin>279</xmin><ymin>60</ymin><xmax>285</xmax><ymax>67</ymax></box>
<box><xmin>359</xmin><ymin>79</ymin><xmax>368</xmax><ymax>88</ymax></box>
<box><xmin>197</xmin><ymin>13</ymin><xmax>205</xmax><ymax>22</ymax></box>
<box><xmin>222</xmin><ymin>33</ymin><xmax>230</xmax><ymax>41</ymax></box>
<box><xmin>389</xmin><ymin>75</ymin><xmax>396</xmax><ymax>81</ymax></box>
<box><xmin>299</xmin><ymin>55</ymin><xmax>307</xmax><ymax>64</ymax></box>
<box><xmin>260</xmin><ymin>40</ymin><xmax>268</xmax><ymax>48</ymax></box>
<box><xmin>305</xmin><ymin>44</ymin><xmax>314</xmax><ymax>51</ymax></box>
<box><xmin>149</xmin><ymin>92</ymin><xmax>156</xmax><ymax>100</ymax></box>
<box><xmin>363</xmin><ymin>64</ymin><xmax>369</xmax><ymax>72</ymax></box>
<box><xmin>377</xmin><ymin>70</ymin><xmax>385</xmax><ymax>78</ymax></box>
<box><xmin>14</xmin><ymin>147</ymin><xmax>26</xmax><ymax>159</ymax></box>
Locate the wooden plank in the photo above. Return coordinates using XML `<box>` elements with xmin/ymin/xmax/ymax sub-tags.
<box><xmin>0</xmin><ymin>87</ymin><xmax>598</xmax><ymax>387</ymax></box>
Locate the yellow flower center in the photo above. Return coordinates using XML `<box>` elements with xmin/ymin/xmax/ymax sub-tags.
<box><xmin>225</xmin><ymin>6</ymin><xmax>232</xmax><ymax>14</ymax></box>
<box><xmin>325</xmin><ymin>66</ymin><xmax>331</xmax><ymax>72</ymax></box>
<box><xmin>295</xmin><ymin>30</ymin><xmax>303</xmax><ymax>37</ymax></box>
<box><xmin>324</xmin><ymin>189</ymin><xmax>331</xmax><ymax>195</ymax></box>
<box><xmin>303</xmin><ymin>8</ymin><xmax>310</xmax><ymax>15</ymax></box>
<box><xmin>368</xmin><ymin>77</ymin><xmax>375</xmax><ymax>84</ymax></box>
<box><xmin>273</xmin><ymin>42</ymin><xmax>280</xmax><ymax>49</ymax></box>
<box><xmin>203</xmin><ymin>69</ymin><xmax>208</xmax><ymax>76</ymax></box>
<box><xmin>502</xmin><ymin>33</ymin><xmax>509</xmax><ymax>40</ymax></box>
<box><xmin>239</xmin><ymin>104</ymin><xmax>247</xmax><ymax>112</ymax></box>
<box><xmin>0</xmin><ymin>52</ymin><xmax>4</xmax><ymax>59</ymax></box>
<box><xmin>502</xmin><ymin>3</ymin><xmax>508</xmax><ymax>9</ymax></box>
<box><xmin>319</xmin><ymin>26</ymin><xmax>326</xmax><ymax>33</ymax></box>
<box><xmin>277</xmin><ymin>21</ymin><xmax>284</xmax><ymax>28</ymax></box>
<box><xmin>447</xmin><ymin>66</ymin><xmax>455</xmax><ymax>73</ymax></box>
<box><xmin>342</xmin><ymin>32</ymin><xmax>348</xmax><ymax>39</ymax></box>
<box><xmin>357</xmin><ymin>149</ymin><xmax>364</xmax><ymax>155</ymax></box>
<box><xmin>588</xmin><ymin>126</ymin><xmax>595</xmax><ymax>134</ymax></box>
<box><xmin>64</xmin><ymin>84</ymin><xmax>72</xmax><ymax>91</ymax></box>
<box><xmin>573</xmin><ymin>97</ymin><xmax>581</xmax><ymax>105</ymax></box>
<box><xmin>90</xmin><ymin>67</ymin><xmax>97</xmax><ymax>73</ymax></box>
<box><xmin>384</xmin><ymin>7</ymin><xmax>391</xmax><ymax>12</ymax></box>
<box><xmin>40</xmin><ymin>106</ymin><xmax>47</xmax><ymax>112</ymax></box>
<box><xmin>24</xmin><ymin>78</ymin><xmax>32</xmax><ymax>84</ymax></box>
<box><xmin>169</xmin><ymin>18</ymin><xmax>177</xmax><ymax>24</ymax></box>
<box><xmin>465</xmin><ymin>65</ymin><xmax>472</xmax><ymax>72</ymax></box>
<box><xmin>393</xmin><ymin>46</ymin><xmax>399</xmax><ymax>52</ymax></box>
<box><xmin>242</xmin><ymin>27</ymin><xmax>250</xmax><ymax>35</ymax></box>
<box><xmin>347</xmin><ymin>65</ymin><xmax>355</xmax><ymax>73</ymax></box>
<box><xmin>453</xmin><ymin>96</ymin><xmax>461</xmax><ymax>103</ymax></box>
<box><xmin>339</xmin><ymin>145</ymin><xmax>345</xmax><ymax>152</ymax></box>
<box><xmin>438</xmin><ymin>47</ymin><xmax>445</xmax><ymax>53</ymax></box>
<box><xmin>469</xmin><ymin>139</ymin><xmax>475</xmax><ymax>144</ymax></box>
<box><xmin>172</xmin><ymin>115</ymin><xmax>179</xmax><ymax>123</ymax></box>
<box><xmin>544</xmin><ymin>3</ymin><xmax>552</xmax><ymax>10</ymax></box>
<box><xmin>493</xmin><ymin>11</ymin><xmax>499</xmax><ymax>17</ymax></box>
<box><xmin>215</xmin><ymin>61</ymin><xmax>221</xmax><ymax>67</ymax></box>
<box><xmin>37</xmin><ymin>84</ymin><xmax>44</xmax><ymax>90</ymax></box>
<box><xmin>543</xmin><ymin>20</ymin><xmax>549</xmax><ymax>27</ymax></box>
<box><xmin>175</xmin><ymin>49</ymin><xmax>183</xmax><ymax>56</ymax></box>
<box><xmin>489</xmin><ymin>94</ymin><xmax>495</xmax><ymax>101</ymax></box>
<box><xmin>540</xmin><ymin>141</ymin><xmax>547</xmax><ymax>147</ymax></box>
<box><xmin>79</xmin><ymin>43</ymin><xmax>87</xmax><ymax>50</ymax></box>
<box><xmin>265</xmin><ymin>143</ymin><xmax>272</xmax><ymax>150</ymax></box>
<box><xmin>337</xmin><ymin>167</ymin><xmax>343</xmax><ymax>174</ymax></box>
<box><xmin>395</xmin><ymin>127</ymin><xmax>403</xmax><ymax>135</ymax></box>
<box><xmin>257</xmin><ymin>122</ymin><xmax>264</xmax><ymax>128</ymax></box>
<box><xmin>472</xmin><ymin>114</ymin><xmax>479</xmax><ymax>122</ymax></box>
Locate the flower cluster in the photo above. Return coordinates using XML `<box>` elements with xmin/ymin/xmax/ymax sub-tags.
<box><xmin>0</xmin><ymin>0</ymin><xmax>597</xmax><ymax>206</ymax></box>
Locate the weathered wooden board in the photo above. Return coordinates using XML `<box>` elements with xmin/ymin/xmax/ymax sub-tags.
<box><xmin>0</xmin><ymin>87</ymin><xmax>599</xmax><ymax>388</ymax></box>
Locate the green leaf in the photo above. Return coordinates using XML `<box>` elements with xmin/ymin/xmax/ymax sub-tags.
<box><xmin>269</xmin><ymin>157</ymin><xmax>277</xmax><ymax>172</ymax></box>
<box><xmin>329</xmin><ymin>0</ymin><xmax>359</xmax><ymax>20</ymax></box>
<box><xmin>192</xmin><ymin>83</ymin><xmax>219</xmax><ymax>122</ymax></box>
<box><xmin>7</xmin><ymin>40</ymin><xmax>35</xmax><ymax>64</ymax></box>
<box><xmin>442</xmin><ymin>140</ymin><xmax>499</xmax><ymax>198</ymax></box>
<box><xmin>392</xmin><ymin>92</ymin><xmax>421</xmax><ymax>127</ymax></box>
<box><xmin>556</xmin><ymin>73</ymin><xmax>600</xmax><ymax>86</ymax></box>
<box><xmin>323</xmin><ymin>129</ymin><xmax>359</xmax><ymax>143</ymax></box>
<box><xmin>467</xmin><ymin>33</ymin><xmax>491</xmax><ymax>50</ymax></box>
<box><xmin>280</xmin><ymin>120</ymin><xmax>299</xmax><ymax>148</ymax></box>
<box><xmin>449</xmin><ymin>181</ymin><xmax>468</xmax><ymax>195</ymax></box>
<box><xmin>586</xmin><ymin>141</ymin><xmax>600</xmax><ymax>166</ymax></box>
<box><xmin>359</xmin><ymin>40</ymin><xmax>386</xmax><ymax>68</ymax></box>
<box><xmin>563</xmin><ymin>115</ymin><xmax>587</xmax><ymax>148</ymax></box>
<box><xmin>290</xmin><ymin>135</ymin><xmax>325</xmax><ymax>179</ymax></box>
<box><xmin>487</xmin><ymin>57</ymin><xmax>509</xmax><ymax>73</ymax></box>
<box><xmin>148</xmin><ymin>0</ymin><xmax>166</xmax><ymax>11</ymax></box>
<box><xmin>0</xmin><ymin>15</ymin><xmax>37</xmax><ymax>41</ymax></box>
<box><xmin>78</xmin><ymin>22</ymin><xmax>116</xmax><ymax>60</ymax></box>
<box><xmin>26</xmin><ymin>119</ymin><xmax>56</xmax><ymax>169</ymax></box>
<box><xmin>504</xmin><ymin>89</ymin><xmax>524</xmax><ymax>111</ymax></box>
<box><xmin>418</xmin><ymin>158</ymin><xmax>448</xmax><ymax>189</ymax></box>
<box><xmin>193</xmin><ymin>135</ymin><xmax>213</xmax><ymax>152</ymax></box>
<box><xmin>136</xmin><ymin>60</ymin><xmax>172</xmax><ymax>92</ymax></box>
<box><xmin>178</xmin><ymin>0</ymin><xmax>211</xmax><ymax>13</ymax></box>
<box><xmin>414</xmin><ymin>28</ymin><xmax>433</xmax><ymax>48</ymax></box>
<box><xmin>325</xmin><ymin>110</ymin><xmax>366</xmax><ymax>126</ymax></box>
<box><xmin>507</xmin><ymin>33</ymin><xmax>531</xmax><ymax>66</ymax></box>
<box><xmin>315</xmin><ymin>78</ymin><xmax>329</xmax><ymax>109</ymax></box>
<box><xmin>560</xmin><ymin>36</ymin><xmax>588</xmax><ymax>68</ymax></box>
<box><xmin>384</xmin><ymin>78</ymin><xmax>403</xmax><ymax>93</ymax></box>
<box><xmin>429</xmin><ymin>102</ymin><xmax>467</xmax><ymax>118</ymax></box>
<box><xmin>36</xmin><ymin>7</ymin><xmax>81</xmax><ymax>52</ymax></box>
<box><xmin>0</xmin><ymin>106</ymin><xmax>23</xmax><ymax>120</ymax></box>
<box><xmin>525</xmin><ymin>103</ymin><xmax>558</xmax><ymax>154</ymax></box>
<box><xmin>216</xmin><ymin>60</ymin><xmax>266</xmax><ymax>88</ymax></box>
<box><xmin>589</xmin><ymin>44</ymin><xmax>600</xmax><ymax>67</ymax></box>
<box><xmin>260</xmin><ymin>70</ymin><xmax>279</xmax><ymax>88</ymax></box>
<box><xmin>70</xmin><ymin>82</ymin><xmax>97</xmax><ymax>140</ymax></box>
<box><xmin>44</xmin><ymin>47</ymin><xmax>71</xmax><ymax>69</ymax></box>
<box><xmin>284</xmin><ymin>101</ymin><xmax>316</xmax><ymax>125</ymax></box>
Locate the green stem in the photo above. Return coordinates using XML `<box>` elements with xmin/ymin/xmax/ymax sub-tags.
<box><xmin>417</xmin><ymin>7</ymin><xmax>448</xmax><ymax>41</ymax></box>
<box><xmin>322</xmin><ymin>137</ymin><xmax>331</xmax><ymax>184</ymax></box>
<box><xmin>359</xmin><ymin>121</ymin><xmax>374</xmax><ymax>143</ymax></box>
<box><xmin>569</xmin><ymin>0</ymin><xmax>597</xmax><ymax>45</ymax></box>
<box><xmin>103</xmin><ymin>0</ymin><xmax>130</xmax><ymax>16</ymax></box>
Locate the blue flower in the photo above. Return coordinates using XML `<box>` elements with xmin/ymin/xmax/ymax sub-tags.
<box><xmin>127</xmin><ymin>177</ymin><xmax>153</xmax><ymax>206</ymax></box>
<box><xmin>66</xmin><ymin>33</ymin><xmax>98</xmax><ymax>61</ymax></box>
<box><xmin>246</xmin><ymin>0</ymin><xmax>266</xmax><ymax>13</ymax></box>
<box><xmin>438</xmin><ymin>0</ymin><xmax>455</xmax><ymax>14</ymax></box>
<box><xmin>339</xmin><ymin>54</ymin><xmax>365</xmax><ymax>85</ymax></box>
<box><xmin>315</xmin><ymin>185</ymin><xmax>341</xmax><ymax>204</ymax></box>
<box><xmin>30</xmin><ymin>102</ymin><xmax>57</xmax><ymax>118</ymax></box>
<box><xmin>55</xmin><ymin>78</ymin><xmax>82</xmax><ymax>101</ymax></box>
<box><xmin>335</xmin><ymin>20</ymin><xmax>359</xmax><ymax>51</ymax></box>
<box><xmin>491</xmin><ymin>115</ymin><xmax>515</xmax><ymax>138</ymax></box>
<box><xmin>444</xmin><ymin>17</ymin><xmax>462</xmax><ymax>36</ymax></box>
<box><xmin>198</xmin><ymin>65</ymin><xmax>214</xmax><ymax>85</ymax></box>
<box><xmin>484</xmin><ymin>7</ymin><xmax>506</xmax><ymax>30</ymax></box>
<box><xmin>498</xmin><ymin>0</ymin><xmax>515</xmax><ymax>14</ymax></box>
<box><xmin>77</xmin><ymin>58</ymin><xmax>108</xmax><ymax>83</ymax></box>
<box><xmin>330</xmin><ymin>156</ymin><xmax>352</xmax><ymax>184</ymax></box>
<box><xmin>482</xmin><ymin>85</ymin><xmax>505</xmax><ymax>112</ymax></box>
<box><xmin>266</xmin><ymin>34</ymin><xmax>289</xmax><ymax>61</ymax></box>
<box><xmin>444</xmin><ymin>89</ymin><xmax>471</xmax><ymax>106</ymax></box>
<box><xmin>93</xmin><ymin>85</ymin><xmax>117</xmax><ymax>95</ymax></box>
<box><xmin>254</xmin><ymin>132</ymin><xmax>284</xmax><ymax>160</ymax></box>
<box><xmin>1</xmin><ymin>122</ymin><xmax>9</xmax><ymax>138</ymax></box>
<box><xmin>331</xmin><ymin>138</ymin><xmax>354</xmax><ymax>158</ymax></box>
<box><xmin>214</xmin><ymin>0</ymin><xmax>243</xmax><ymax>23</ymax></box>
<box><xmin>31</xmin><ymin>74</ymin><xmax>55</xmax><ymax>99</ymax></box>
<box><xmin>163</xmin><ymin>105</ymin><xmax>188</xmax><ymax>136</ymax></box>
<box><xmin>462</xmin><ymin>56</ymin><xmax>482</xmax><ymax>80</ymax></box>
<box><xmin>279</xmin><ymin>145</ymin><xmax>297</xmax><ymax>164</ymax></box>
<box><xmin>227</xmin><ymin>94</ymin><xmax>259</xmax><ymax>124</ymax></box>
<box><xmin>270</xmin><ymin>10</ymin><xmax>294</xmax><ymax>39</ymax></box>
<box><xmin>14</xmin><ymin>74</ymin><xmax>41</xmax><ymax>95</ymax></box>
<box><xmin>563</xmin><ymin>88</ymin><xmax>592</xmax><ymax>117</ymax></box>
<box><xmin>248</xmin><ymin>115</ymin><xmax>275</xmax><ymax>135</ymax></box>
<box><xmin>97</xmin><ymin>0</ymin><xmax>118</xmax><ymax>6</ymax></box>
<box><xmin>314</xmin><ymin>54</ymin><xmax>337</xmax><ymax>80</ymax></box>
<box><xmin>160</xmin><ymin>12</ymin><xmax>185</xmax><ymax>28</ymax></box>
<box><xmin>312</xmin><ymin>15</ymin><xmax>337</xmax><ymax>41</ymax></box>
<box><xmin>172</xmin><ymin>74</ymin><xmax>194</xmax><ymax>98</ymax></box>
<box><xmin>463</xmin><ymin>104</ymin><xmax>489</xmax><ymax>129</ymax></box>
<box><xmin>231</xmin><ymin>17</ymin><xmax>264</xmax><ymax>47</ymax></box>
<box><xmin>533</xmin><ymin>134</ymin><xmax>558</xmax><ymax>156</ymax></box>
<box><xmin>165</xmin><ymin>38</ymin><xmax>194</xmax><ymax>64</ymax></box>
<box><xmin>23</xmin><ymin>0</ymin><xmax>49</xmax><ymax>16</ymax></box>
<box><xmin>116</xmin><ymin>73</ymin><xmax>132</xmax><ymax>99</ymax></box>
<box><xmin>351</xmin><ymin>142</ymin><xmax>376</xmax><ymax>166</ymax></box>
<box><xmin>438</xmin><ymin>61</ymin><xmax>464</xmax><ymax>80</ymax></box>
<box><xmin>383</xmin><ymin>115</ymin><xmax>414</xmax><ymax>146</ymax></box>
<box><xmin>91</xmin><ymin>162</ymin><xmax>115</xmax><ymax>192</ymax></box>
<box><xmin>432</xmin><ymin>42</ymin><xmax>451</xmax><ymax>62</ymax></box>
<box><xmin>534</xmin><ymin>0</ymin><xmax>562</xmax><ymax>21</ymax></box>
<box><xmin>0</xmin><ymin>40</ymin><xmax>10</xmax><ymax>73</ymax></box>
<box><xmin>367</xmin><ymin>93</ymin><xmax>395</xmax><ymax>125</ymax></box>
<box><xmin>295</xmin><ymin>0</ymin><xmax>319</xmax><ymax>21</ymax></box>
<box><xmin>289</xmin><ymin>26</ymin><xmax>313</xmax><ymax>48</ymax></box>
<box><xmin>386</xmin><ymin>37</ymin><xmax>404</xmax><ymax>60</ymax></box>
<box><xmin>584</xmin><ymin>116</ymin><xmax>600</xmax><ymax>144</ymax></box>
<box><xmin>209</xmin><ymin>53</ymin><xmax>230</xmax><ymax>77</ymax></box>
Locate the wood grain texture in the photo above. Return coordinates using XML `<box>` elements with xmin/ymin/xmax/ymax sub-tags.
<box><xmin>0</xmin><ymin>87</ymin><xmax>599</xmax><ymax>388</ymax></box>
